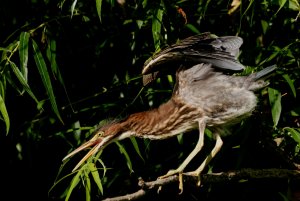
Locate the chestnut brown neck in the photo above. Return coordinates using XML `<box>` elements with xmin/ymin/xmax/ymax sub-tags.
<box><xmin>118</xmin><ymin>98</ymin><xmax>201</xmax><ymax>139</ymax></box>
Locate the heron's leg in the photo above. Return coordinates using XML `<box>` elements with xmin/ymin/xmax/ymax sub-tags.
<box><xmin>184</xmin><ymin>133</ymin><xmax>223</xmax><ymax>186</ymax></box>
<box><xmin>159</xmin><ymin>119</ymin><xmax>206</xmax><ymax>179</ymax></box>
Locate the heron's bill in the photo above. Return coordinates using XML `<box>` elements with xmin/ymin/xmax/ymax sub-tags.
<box><xmin>62</xmin><ymin>140</ymin><xmax>96</xmax><ymax>162</ymax></box>
<box><xmin>62</xmin><ymin>132</ymin><xmax>114</xmax><ymax>172</ymax></box>
<box><xmin>71</xmin><ymin>142</ymin><xmax>103</xmax><ymax>172</ymax></box>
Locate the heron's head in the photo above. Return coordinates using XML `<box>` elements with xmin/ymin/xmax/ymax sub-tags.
<box><xmin>63</xmin><ymin>121</ymin><xmax>132</xmax><ymax>171</ymax></box>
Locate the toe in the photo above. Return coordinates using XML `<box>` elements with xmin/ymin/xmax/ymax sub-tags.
<box><xmin>158</xmin><ymin>169</ymin><xmax>180</xmax><ymax>179</ymax></box>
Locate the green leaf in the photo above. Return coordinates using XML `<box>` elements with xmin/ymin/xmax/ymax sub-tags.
<box><xmin>19</xmin><ymin>32</ymin><xmax>30</xmax><ymax>81</ymax></box>
<box><xmin>282</xmin><ymin>74</ymin><xmax>296</xmax><ymax>98</ymax></box>
<box><xmin>96</xmin><ymin>0</ymin><xmax>103</xmax><ymax>22</ymax></box>
<box><xmin>97</xmin><ymin>158</ymin><xmax>107</xmax><ymax>178</ymax></box>
<box><xmin>10</xmin><ymin>61</ymin><xmax>39</xmax><ymax>103</ymax></box>
<box><xmin>284</xmin><ymin>127</ymin><xmax>300</xmax><ymax>146</ymax></box>
<box><xmin>0</xmin><ymin>47</ymin><xmax>12</xmax><ymax>53</ymax></box>
<box><xmin>176</xmin><ymin>133</ymin><xmax>184</xmax><ymax>145</ymax></box>
<box><xmin>46</xmin><ymin>39</ymin><xmax>64</xmax><ymax>85</ymax></box>
<box><xmin>32</xmin><ymin>39</ymin><xmax>64</xmax><ymax>123</ymax></box>
<box><xmin>0</xmin><ymin>77</ymin><xmax>6</xmax><ymax>98</ymax></box>
<box><xmin>185</xmin><ymin>24</ymin><xmax>200</xmax><ymax>34</ymax></box>
<box><xmin>290</xmin><ymin>106</ymin><xmax>300</xmax><ymax>116</ymax></box>
<box><xmin>275</xmin><ymin>0</ymin><xmax>288</xmax><ymax>15</ymax></box>
<box><xmin>46</xmin><ymin>39</ymin><xmax>75</xmax><ymax>113</ymax></box>
<box><xmin>279</xmin><ymin>192</ymin><xmax>290</xmax><ymax>201</ymax></box>
<box><xmin>1</xmin><ymin>42</ymin><xmax>17</xmax><ymax>63</ymax></box>
<box><xmin>261</xmin><ymin>20</ymin><xmax>268</xmax><ymax>34</ymax></box>
<box><xmin>268</xmin><ymin>87</ymin><xmax>282</xmax><ymax>127</ymax></box>
<box><xmin>136</xmin><ymin>20</ymin><xmax>144</xmax><ymax>29</ymax></box>
<box><xmin>0</xmin><ymin>94</ymin><xmax>9</xmax><ymax>135</ymax></box>
<box><xmin>142</xmin><ymin>0</ymin><xmax>147</xmax><ymax>8</ymax></box>
<box><xmin>288</xmin><ymin>0</ymin><xmax>300</xmax><ymax>11</ymax></box>
<box><xmin>5</xmin><ymin>72</ymin><xmax>22</xmax><ymax>94</ymax></box>
<box><xmin>58</xmin><ymin>0</ymin><xmax>67</xmax><ymax>9</ymax></box>
<box><xmin>88</xmin><ymin>163</ymin><xmax>104</xmax><ymax>195</ymax></box>
<box><xmin>130</xmin><ymin>137</ymin><xmax>144</xmax><ymax>162</ymax></box>
<box><xmin>82</xmin><ymin>15</ymin><xmax>90</xmax><ymax>22</ymax></box>
<box><xmin>152</xmin><ymin>1</ymin><xmax>164</xmax><ymax>49</ymax></box>
<box><xmin>115</xmin><ymin>141</ymin><xmax>133</xmax><ymax>173</ymax></box>
<box><xmin>70</xmin><ymin>0</ymin><xmax>78</xmax><ymax>18</ymax></box>
<box><xmin>84</xmin><ymin>169</ymin><xmax>91</xmax><ymax>201</ymax></box>
<box><xmin>65</xmin><ymin>168</ymin><xmax>83</xmax><ymax>201</ymax></box>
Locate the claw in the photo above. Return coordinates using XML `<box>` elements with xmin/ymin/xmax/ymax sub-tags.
<box><xmin>178</xmin><ymin>173</ymin><xmax>184</xmax><ymax>194</ymax></box>
<box><xmin>183</xmin><ymin>171</ymin><xmax>202</xmax><ymax>187</ymax></box>
<box><xmin>158</xmin><ymin>170</ymin><xmax>185</xmax><ymax>194</ymax></box>
<box><xmin>157</xmin><ymin>186</ymin><xmax>162</xmax><ymax>194</ymax></box>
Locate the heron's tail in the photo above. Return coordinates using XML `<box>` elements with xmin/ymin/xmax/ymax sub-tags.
<box><xmin>253</xmin><ymin>65</ymin><xmax>277</xmax><ymax>81</ymax></box>
<box><xmin>246</xmin><ymin>65</ymin><xmax>277</xmax><ymax>91</ymax></box>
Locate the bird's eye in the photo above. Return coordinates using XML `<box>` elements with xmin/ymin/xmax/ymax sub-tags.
<box><xmin>98</xmin><ymin>131</ymin><xmax>104</xmax><ymax>137</ymax></box>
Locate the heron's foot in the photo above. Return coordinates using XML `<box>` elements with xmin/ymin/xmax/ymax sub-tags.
<box><xmin>183</xmin><ymin>171</ymin><xmax>202</xmax><ymax>186</ymax></box>
<box><xmin>158</xmin><ymin>170</ymin><xmax>184</xmax><ymax>194</ymax></box>
<box><xmin>158</xmin><ymin>169</ymin><xmax>182</xmax><ymax>179</ymax></box>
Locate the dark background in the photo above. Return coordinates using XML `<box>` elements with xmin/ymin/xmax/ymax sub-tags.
<box><xmin>0</xmin><ymin>0</ymin><xmax>299</xmax><ymax>200</ymax></box>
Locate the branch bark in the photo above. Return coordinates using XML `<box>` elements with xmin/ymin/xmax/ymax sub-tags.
<box><xmin>102</xmin><ymin>168</ymin><xmax>300</xmax><ymax>201</ymax></box>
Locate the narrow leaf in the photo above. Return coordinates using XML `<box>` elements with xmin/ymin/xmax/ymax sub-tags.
<box><xmin>93</xmin><ymin>149</ymin><xmax>106</xmax><ymax>178</ymax></box>
<box><xmin>282</xmin><ymin>74</ymin><xmax>296</xmax><ymax>98</ymax></box>
<box><xmin>130</xmin><ymin>137</ymin><xmax>144</xmax><ymax>162</ymax></box>
<box><xmin>97</xmin><ymin>158</ymin><xmax>107</xmax><ymax>178</ymax></box>
<box><xmin>261</xmin><ymin>20</ymin><xmax>268</xmax><ymax>34</ymax></box>
<box><xmin>0</xmin><ymin>77</ymin><xmax>6</xmax><ymax>99</ymax></box>
<box><xmin>0</xmin><ymin>94</ymin><xmax>9</xmax><ymax>135</ymax></box>
<box><xmin>185</xmin><ymin>24</ymin><xmax>200</xmax><ymax>34</ymax></box>
<box><xmin>19</xmin><ymin>32</ymin><xmax>30</xmax><ymax>81</ymax></box>
<box><xmin>65</xmin><ymin>168</ymin><xmax>83</xmax><ymax>201</ymax></box>
<box><xmin>1</xmin><ymin>42</ymin><xmax>17</xmax><ymax>60</ymax></box>
<box><xmin>88</xmin><ymin>163</ymin><xmax>104</xmax><ymax>195</ymax></box>
<box><xmin>96</xmin><ymin>0</ymin><xmax>103</xmax><ymax>22</ymax></box>
<box><xmin>115</xmin><ymin>141</ymin><xmax>133</xmax><ymax>173</ymax></box>
<box><xmin>268</xmin><ymin>87</ymin><xmax>282</xmax><ymax>127</ymax></box>
<box><xmin>46</xmin><ymin>39</ymin><xmax>65</xmax><ymax>85</ymax></box>
<box><xmin>279</xmin><ymin>192</ymin><xmax>290</xmax><ymax>201</ymax></box>
<box><xmin>10</xmin><ymin>62</ymin><xmax>39</xmax><ymax>103</ymax></box>
<box><xmin>5</xmin><ymin>71</ymin><xmax>23</xmax><ymax>94</ymax></box>
<box><xmin>70</xmin><ymin>0</ymin><xmax>78</xmax><ymax>18</ymax></box>
<box><xmin>46</xmin><ymin>39</ymin><xmax>75</xmax><ymax>113</ymax></box>
<box><xmin>32</xmin><ymin>39</ymin><xmax>63</xmax><ymax>123</ymax></box>
<box><xmin>84</xmin><ymin>170</ymin><xmax>91</xmax><ymax>201</ymax></box>
<box><xmin>152</xmin><ymin>2</ymin><xmax>164</xmax><ymax>49</ymax></box>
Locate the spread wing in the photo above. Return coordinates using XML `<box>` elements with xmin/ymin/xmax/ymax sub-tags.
<box><xmin>142</xmin><ymin>32</ymin><xmax>244</xmax><ymax>86</ymax></box>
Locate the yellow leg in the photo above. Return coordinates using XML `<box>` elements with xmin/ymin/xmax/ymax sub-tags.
<box><xmin>184</xmin><ymin>133</ymin><xmax>223</xmax><ymax>186</ymax></box>
<box><xmin>159</xmin><ymin>119</ymin><xmax>206</xmax><ymax>179</ymax></box>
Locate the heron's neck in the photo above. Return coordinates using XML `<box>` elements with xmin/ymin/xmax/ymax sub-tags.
<box><xmin>120</xmin><ymin>98</ymin><xmax>196</xmax><ymax>139</ymax></box>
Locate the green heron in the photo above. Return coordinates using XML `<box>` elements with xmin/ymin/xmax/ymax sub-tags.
<box><xmin>63</xmin><ymin>33</ymin><xmax>276</xmax><ymax>184</ymax></box>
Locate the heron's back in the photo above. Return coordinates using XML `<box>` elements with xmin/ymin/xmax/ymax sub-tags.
<box><xmin>174</xmin><ymin>64</ymin><xmax>272</xmax><ymax>126</ymax></box>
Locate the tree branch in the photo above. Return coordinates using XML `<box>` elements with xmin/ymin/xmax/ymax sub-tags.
<box><xmin>102</xmin><ymin>168</ymin><xmax>300</xmax><ymax>201</ymax></box>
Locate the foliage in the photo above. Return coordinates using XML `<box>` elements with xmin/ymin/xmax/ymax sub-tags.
<box><xmin>1</xmin><ymin>0</ymin><xmax>299</xmax><ymax>201</ymax></box>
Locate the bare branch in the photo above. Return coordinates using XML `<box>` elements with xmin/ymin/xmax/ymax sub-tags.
<box><xmin>102</xmin><ymin>168</ymin><xmax>300</xmax><ymax>201</ymax></box>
